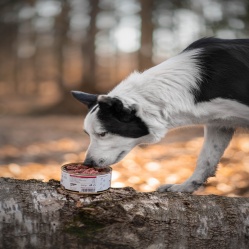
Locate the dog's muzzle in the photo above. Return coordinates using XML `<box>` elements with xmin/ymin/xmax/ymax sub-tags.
<box><xmin>83</xmin><ymin>157</ymin><xmax>96</xmax><ymax>167</ymax></box>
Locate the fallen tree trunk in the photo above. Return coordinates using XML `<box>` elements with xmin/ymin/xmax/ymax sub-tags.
<box><xmin>0</xmin><ymin>178</ymin><xmax>249</xmax><ymax>249</ymax></box>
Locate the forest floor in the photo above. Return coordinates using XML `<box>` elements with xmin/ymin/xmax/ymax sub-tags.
<box><xmin>1</xmin><ymin>115</ymin><xmax>249</xmax><ymax>197</ymax></box>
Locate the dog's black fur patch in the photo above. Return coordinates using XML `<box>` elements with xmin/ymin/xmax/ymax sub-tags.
<box><xmin>98</xmin><ymin>97</ymin><xmax>137</xmax><ymax>122</ymax></box>
<box><xmin>97</xmin><ymin>98</ymin><xmax>149</xmax><ymax>138</ymax></box>
<box><xmin>185</xmin><ymin>37</ymin><xmax>249</xmax><ymax>107</ymax></box>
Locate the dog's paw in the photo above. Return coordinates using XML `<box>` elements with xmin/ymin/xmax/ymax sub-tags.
<box><xmin>157</xmin><ymin>184</ymin><xmax>175</xmax><ymax>192</ymax></box>
<box><xmin>157</xmin><ymin>183</ymin><xmax>194</xmax><ymax>193</ymax></box>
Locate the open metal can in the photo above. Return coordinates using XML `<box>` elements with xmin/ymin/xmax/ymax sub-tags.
<box><xmin>60</xmin><ymin>163</ymin><xmax>112</xmax><ymax>194</ymax></box>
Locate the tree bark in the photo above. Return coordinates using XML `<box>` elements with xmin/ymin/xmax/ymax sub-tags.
<box><xmin>1</xmin><ymin>177</ymin><xmax>249</xmax><ymax>249</ymax></box>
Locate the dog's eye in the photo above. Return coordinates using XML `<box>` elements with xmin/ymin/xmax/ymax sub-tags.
<box><xmin>98</xmin><ymin>132</ymin><xmax>107</xmax><ymax>137</ymax></box>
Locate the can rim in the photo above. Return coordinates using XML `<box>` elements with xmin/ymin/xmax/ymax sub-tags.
<box><xmin>61</xmin><ymin>162</ymin><xmax>112</xmax><ymax>176</ymax></box>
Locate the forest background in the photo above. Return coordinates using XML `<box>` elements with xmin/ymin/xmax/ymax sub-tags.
<box><xmin>1</xmin><ymin>0</ymin><xmax>249</xmax><ymax>196</ymax></box>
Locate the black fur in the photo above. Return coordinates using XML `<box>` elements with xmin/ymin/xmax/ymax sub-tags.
<box><xmin>71</xmin><ymin>91</ymin><xmax>98</xmax><ymax>109</ymax></box>
<box><xmin>185</xmin><ymin>37</ymin><xmax>249</xmax><ymax>106</ymax></box>
<box><xmin>97</xmin><ymin>97</ymin><xmax>149</xmax><ymax>138</ymax></box>
<box><xmin>98</xmin><ymin>97</ymin><xmax>136</xmax><ymax>122</ymax></box>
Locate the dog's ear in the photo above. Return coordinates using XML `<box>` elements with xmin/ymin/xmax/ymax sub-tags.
<box><xmin>98</xmin><ymin>95</ymin><xmax>136</xmax><ymax>122</ymax></box>
<box><xmin>71</xmin><ymin>91</ymin><xmax>98</xmax><ymax>109</ymax></box>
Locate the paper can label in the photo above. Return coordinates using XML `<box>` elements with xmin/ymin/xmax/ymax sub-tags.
<box><xmin>60</xmin><ymin>165</ymin><xmax>112</xmax><ymax>193</ymax></box>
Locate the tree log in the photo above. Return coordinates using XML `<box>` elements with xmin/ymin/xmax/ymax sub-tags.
<box><xmin>0</xmin><ymin>178</ymin><xmax>249</xmax><ymax>249</ymax></box>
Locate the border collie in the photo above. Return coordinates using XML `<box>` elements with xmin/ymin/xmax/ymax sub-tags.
<box><xmin>72</xmin><ymin>37</ymin><xmax>249</xmax><ymax>193</ymax></box>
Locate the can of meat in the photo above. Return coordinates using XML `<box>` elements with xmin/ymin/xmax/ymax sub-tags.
<box><xmin>60</xmin><ymin>163</ymin><xmax>112</xmax><ymax>194</ymax></box>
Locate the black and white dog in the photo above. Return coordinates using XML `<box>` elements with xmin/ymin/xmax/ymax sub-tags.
<box><xmin>72</xmin><ymin>37</ymin><xmax>249</xmax><ymax>193</ymax></box>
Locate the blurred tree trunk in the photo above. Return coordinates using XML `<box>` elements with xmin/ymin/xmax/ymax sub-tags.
<box><xmin>31</xmin><ymin>28</ymin><xmax>39</xmax><ymax>94</ymax></box>
<box><xmin>55</xmin><ymin>0</ymin><xmax>70</xmax><ymax>92</ymax></box>
<box><xmin>40</xmin><ymin>0</ymin><xmax>100</xmax><ymax>115</ymax></box>
<box><xmin>81</xmin><ymin>0</ymin><xmax>99</xmax><ymax>93</ymax></box>
<box><xmin>1</xmin><ymin>177</ymin><xmax>249</xmax><ymax>249</ymax></box>
<box><xmin>0</xmin><ymin>6</ymin><xmax>19</xmax><ymax>95</ymax></box>
<box><xmin>9</xmin><ymin>23</ymin><xmax>19</xmax><ymax>94</ymax></box>
<box><xmin>13</xmin><ymin>35</ymin><xmax>19</xmax><ymax>93</ymax></box>
<box><xmin>31</xmin><ymin>0</ymin><xmax>83</xmax><ymax>114</ymax></box>
<box><xmin>138</xmin><ymin>0</ymin><xmax>154</xmax><ymax>71</ymax></box>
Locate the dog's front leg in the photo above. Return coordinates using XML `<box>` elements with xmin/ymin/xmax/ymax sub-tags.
<box><xmin>157</xmin><ymin>125</ymin><xmax>235</xmax><ymax>193</ymax></box>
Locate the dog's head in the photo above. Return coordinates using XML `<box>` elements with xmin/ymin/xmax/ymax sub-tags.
<box><xmin>71</xmin><ymin>91</ymin><xmax>153</xmax><ymax>167</ymax></box>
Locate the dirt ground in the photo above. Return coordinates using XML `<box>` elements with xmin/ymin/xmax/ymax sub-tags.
<box><xmin>1</xmin><ymin>115</ymin><xmax>249</xmax><ymax>197</ymax></box>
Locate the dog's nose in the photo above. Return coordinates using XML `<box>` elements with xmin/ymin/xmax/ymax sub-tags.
<box><xmin>83</xmin><ymin>158</ymin><xmax>96</xmax><ymax>167</ymax></box>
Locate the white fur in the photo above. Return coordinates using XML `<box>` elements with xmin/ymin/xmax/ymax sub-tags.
<box><xmin>108</xmin><ymin>50</ymin><xmax>203</xmax><ymax>142</ymax></box>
